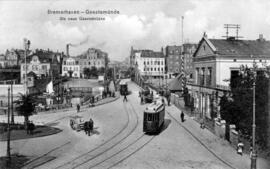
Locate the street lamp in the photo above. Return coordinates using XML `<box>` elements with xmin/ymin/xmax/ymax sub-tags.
<box><xmin>240</xmin><ymin>60</ymin><xmax>258</xmax><ymax>169</ymax></box>
<box><xmin>251</xmin><ymin>59</ymin><xmax>257</xmax><ymax>169</ymax></box>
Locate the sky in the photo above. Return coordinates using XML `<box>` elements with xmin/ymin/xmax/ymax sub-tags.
<box><xmin>1</xmin><ymin>0</ymin><xmax>270</xmax><ymax>61</ymax></box>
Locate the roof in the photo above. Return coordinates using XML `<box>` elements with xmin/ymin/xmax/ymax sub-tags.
<box><xmin>141</xmin><ymin>50</ymin><xmax>164</xmax><ymax>58</ymax></box>
<box><xmin>194</xmin><ymin>35</ymin><xmax>270</xmax><ymax>58</ymax></box>
<box><xmin>165</xmin><ymin>46</ymin><xmax>182</xmax><ymax>55</ymax></box>
<box><xmin>209</xmin><ymin>39</ymin><xmax>270</xmax><ymax>57</ymax></box>
<box><xmin>168</xmin><ymin>74</ymin><xmax>183</xmax><ymax>91</ymax></box>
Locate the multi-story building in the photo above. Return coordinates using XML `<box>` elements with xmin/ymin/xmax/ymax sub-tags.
<box><xmin>62</xmin><ymin>57</ymin><xmax>80</xmax><ymax>78</ymax></box>
<box><xmin>5</xmin><ymin>49</ymin><xmax>20</xmax><ymax>67</ymax></box>
<box><xmin>165</xmin><ymin>45</ymin><xmax>182</xmax><ymax>78</ymax></box>
<box><xmin>188</xmin><ymin>33</ymin><xmax>270</xmax><ymax>122</ymax></box>
<box><xmin>183</xmin><ymin>43</ymin><xmax>197</xmax><ymax>80</ymax></box>
<box><xmin>20</xmin><ymin>55</ymin><xmax>51</xmax><ymax>83</ymax></box>
<box><xmin>132</xmin><ymin>49</ymin><xmax>165</xmax><ymax>79</ymax></box>
<box><xmin>78</xmin><ymin>48</ymin><xmax>109</xmax><ymax>77</ymax></box>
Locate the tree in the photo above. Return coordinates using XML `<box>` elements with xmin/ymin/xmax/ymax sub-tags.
<box><xmin>90</xmin><ymin>66</ymin><xmax>98</xmax><ymax>78</ymax></box>
<box><xmin>98</xmin><ymin>67</ymin><xmax>105</xmax><ymax>75</ymax></box>
<box><xmin>83</xmin><ymin>67</ymin><xmax>91</xmax><ymax>78</ymax></box>
<box><xmin>16</xmin><ymin>94</ymin><xmax>35</xmax><ymax>128</ymax></box>
<box><xmin>221</xmin><ymin>65</ymin><xmax>270</xmax><ymax>147</ymax></box>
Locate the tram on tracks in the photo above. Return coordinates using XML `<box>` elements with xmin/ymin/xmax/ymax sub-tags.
<box><xmin>143</xmin><ymin>98</ymin><xmax>165</xmax><ymax>134</ymax></box>
<box><xmin>119</xmin><ymin>81</ymin><xmax>128</xmax><ymax>95</ymax></box>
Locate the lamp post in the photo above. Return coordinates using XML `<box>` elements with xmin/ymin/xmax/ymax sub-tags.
<box><xmin>250</xmin><ymin>60</ymin><xmax>257</xmax><ymax>169</ymax></box>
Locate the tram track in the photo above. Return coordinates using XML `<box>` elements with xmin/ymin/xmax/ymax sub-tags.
<box><xmin>84</xmin><ymin>102</ymin><xmax>156</xmax><ymax>169</ymax></box>
<box><xmin>166</xmin><ymin>110</ymin><xmax>237</xmax><ymax>169</ymax></box>
<box><xmin>54</xmin><ymin>101</ymin><xmax>139</xmax><ymax>169</ymax></box>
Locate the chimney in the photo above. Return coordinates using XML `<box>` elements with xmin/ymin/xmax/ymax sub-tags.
<box><xmin>258</xmin><ymin>34</ymin><xmax>265</xmax><ymax>41</ymax></box>
<box><xmin>66</xmin><ymin>44</ymin><xmax>69</xmax><ymax>57</ymax></box>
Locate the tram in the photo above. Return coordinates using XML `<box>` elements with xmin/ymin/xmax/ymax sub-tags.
<box><xmin>119</xmin><ymin>81</ymin><xmax>128</xmax><ymax>95</ymax></box>
<box><xmin>143</xmin><ymin>98</ymin><xmax>165</xmax><ymax>134</ymax></box>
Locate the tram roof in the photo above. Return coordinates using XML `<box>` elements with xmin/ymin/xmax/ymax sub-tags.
<box><xmin>144</xmin><ymin>100</ymin><xmax>164</xmax><ymax>113</ymax></box>
<box><xmin>119</xmin><ymin>81</ymin><xmax>127</xmax><ymax>85</ymax></box>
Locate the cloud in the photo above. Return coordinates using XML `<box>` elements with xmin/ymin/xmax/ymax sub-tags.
<box><xmin>1</xmin><ymin>0</ymin><xmax>270</xmax><ymax>61</ymax></box>
<box><xmin>184</xmin><ymin>0</ymin><xmax>270</xmax><ymax>41</ymax></box>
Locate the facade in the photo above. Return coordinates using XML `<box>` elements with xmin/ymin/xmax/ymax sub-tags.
<box><xmin>62</xmin><ymin>57</ymin><xmax>80</xmax><ymax>78</ymax></box>
<box><xmin>5</xmin><ymin>49</ymin><xmax>20</xmax><ymax>67</ymax></box>
<box><xmin>78</xmin><ymin>48</ymin><xmax>109</xmax><ymax>77</ymax></box>
<box><xmin>133</xmin><ymin>49</ymin><xmax>165</xmax><ymax>78</ymax></box>
<box><xmin>188</xmin><ymin>34</ymin><xmax>270</xmax><ymax>121</ymax></box>
<box><xmin>20</xmin><ymin>55</ymin><xmax>51</xmax><ymax>83</ymax></box>
<box><xmin>165</xmin><ymin>46</ymin><xmax>182</xmax><ymax>78</ymax></box>
<box><xmin>183</xmin><ymin>43</ymin><xmax>197</xmax><ymax>80</ymax></box>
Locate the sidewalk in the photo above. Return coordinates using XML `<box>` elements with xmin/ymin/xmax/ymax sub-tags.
<box><xmin>166</xmin><ymin>102</ymin><xmax>270</xmax><ymax>169</ymax></box>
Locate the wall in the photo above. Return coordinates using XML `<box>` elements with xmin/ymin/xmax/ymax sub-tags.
<box><xmin>216</xmin><ymin>58</ymin><xmax>270</xmax><ymax>86</ymax></box>
<box><xmin>0</xmin><ymin>84</ymin><xmax>24</xmax><ymax>97</ymax></box>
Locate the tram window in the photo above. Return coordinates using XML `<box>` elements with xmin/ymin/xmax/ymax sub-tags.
<box><xmin>153</xmin><ymin>114</ymin><xmax>157</xmax><ymax>121</ymax></box>
<box><xmin>144</xmin><ymin>114</ymin><xmax>147</xmax><ymax>121</ymax></box>
<box><xmin>148</xmin><ymin>114</ymin><xmax>152</xmax><ymax>121</ymax></box>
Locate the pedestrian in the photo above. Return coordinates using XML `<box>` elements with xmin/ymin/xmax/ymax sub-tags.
<box><xmin>249</xmin><ymin>146</ymin><xmax>253</xmax><ymax>159</ymax></box>
<box><xmin>180</xmin><ymin>111</ymin><xmax>185</xmax><ymax>122</ymax></box>
<box><xmin>123</xmin><ymin>92</ymin><xmax>128</xmax><ymax>102</ymax></box>
<box><xmin>200</xmin><ymin>118</ymin><xmax>205</xmax><ymax>129</ymax></box>
<box><xmin>167</xmin><ymin>95</ymin><xmax>171</xmax><ymax>106</ymax></box>
<box><xmin>237</xmin><ymin>139</ymin><xmax>244</xmax><ymax>156</ymax></box>
<box><xmin>77</xmin><ymin>104</ymin><xmax>80</xmax><ymax>113</ymax></box>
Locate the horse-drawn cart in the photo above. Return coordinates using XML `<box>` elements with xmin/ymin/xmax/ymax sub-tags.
<box><xmin>70</xmin><ymin>116</ymin><xmax>94</xmax><ymax>135</ymax></box>
<box><xmin>70</xmin><ymin>116</ymin><xmax>85</xmax><ymax>131</ymax></box>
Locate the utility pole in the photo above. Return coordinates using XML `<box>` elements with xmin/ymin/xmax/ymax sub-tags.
<box><xmin>23</xmin><ymin>38</ymin><xmax>30</xmax><ymax>95</ymax></box>
<box><xmin>6</xmin><ymin>87</ymin><xmax>11</xmax><ymax>165</ymax></box>
<box><xmin>11</xmin><ymin>83</ymin><xmax>14</xmax><ymax>124</ymax></box>
<box><xmin>251</xmin><ymin>60</ymin><xmax>257</xmax><ymax>169</ymax></box>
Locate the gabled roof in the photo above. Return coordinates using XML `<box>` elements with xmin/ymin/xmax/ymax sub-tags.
<box><xmin>209</xmin><ymin>39</ymin><xmax>270</xmax><ymax>57</ymax></box>
<box><xmin>194</xmin><ymin>35</ymin><xmax>270</xmax><ymax>58</ymax></box>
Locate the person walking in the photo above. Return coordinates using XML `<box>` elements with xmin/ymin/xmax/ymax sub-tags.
<box><xmin>77</xmin><ymin>104</ymin><xmax>80</xmax><ymax>113</ymax></box>
<box><xmin>180</xmin><ymin>111</ymin><xmax>185</xmax><ymax>122</ymax></box>
<box><xmin>237</xmin><ymin>139</ymin><xmax>244</xmax><ymax>156</ymax></box>
<box><xmin>123</xmin><ymin>92</ymin><xmax>128</xmax><ymax>102</ymax></box>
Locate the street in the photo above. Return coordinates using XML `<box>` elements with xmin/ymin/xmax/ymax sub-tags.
<box><xmin>1</xmin><ymin>80</ymin><xmax>265</xmax><ymax>169</ymax></box>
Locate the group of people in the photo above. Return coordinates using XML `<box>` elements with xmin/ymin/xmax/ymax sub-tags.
<box><xmin>84</xmin><ymin>118</ymin><xmax>94</xmax><ymax>136</ymax></box>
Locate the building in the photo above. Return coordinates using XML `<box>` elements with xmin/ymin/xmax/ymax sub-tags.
<box><xmin>132</xmin><ymin>49</ymin><xmax>165</xmax><ymax>79</ymax></box>
<box><xmin>20</xmin><ymin>50</ymin><xmax>62</xmax><ymax>83</ymax></box>
<box><xmin>62</xmin><ymin>57</ymin><xmax>80</xmax><ymax>78</ymax></box>
<box><xmin>165</xmin><ymin>45</ymin><xmax>182</xmax><ymax>79</ymax></box>
<box><xmin>5</xmin><ymin>49</ymin><xmax>20</xmax><ymax>67</ymax></box>
<box><xmin>78</xmin><ymin>48</ymin><xmax>109</xmax><ymax>78</ymax></box>
<box><xmin>21</xmin><ymin>55</ymin><xmax>52</xmax><ymax>83</ymax></box>
<box><xmin>188</xmin><ymin>33</ymin><xmax>270</xmax><ymax>122</ymax></box>
<box><xmin>183</xmin><ymin>43</ymin><xmax>197</xmax><ymax>80</ymax></box>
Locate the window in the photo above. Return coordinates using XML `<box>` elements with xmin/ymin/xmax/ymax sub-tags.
<box><xmin>147</xmin><ymin>61</ymin><xmax>149</xmax><ymax>65</ymax></box>
<box><xmin>32</xmin><ymin>65</ymin><xmax>38</xmax><ymax>71</ymax></box>
<box><xmin>151</xmin><ymin>68</ymin><xmax>153</xmax><ymax>71</ymax></box>
<box><xmin>158</xmin><ymin>68</ymin><xmax>160</xmax><ymax>71</ymax></box>
<box><xmin>89</xmin><ymin>62</ymin><xmax>91</xmax><ymax>65</ymax></box>
<box><xmin>42</xmin><ymin>65</ymin><xmax>47</xmax><ymax>70</ymax></box>
<box><xmin>148</xmin><ymin>114</ymin><xmax>152</xmax><ymax>121</ymax></box>
<box><xmin>154</xmin><ymin>68</ymin><xmax>156</xmax><ymax>71</ymax></box>
<box><xmin>144</xmin><ymin>61</ymin><xmax>146</xmax><ymax>65</ymax></box>
<box><xmin>161</xmin><ymin>68</ymin><xmax>163</xmax><ymax>71</ymax></box>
